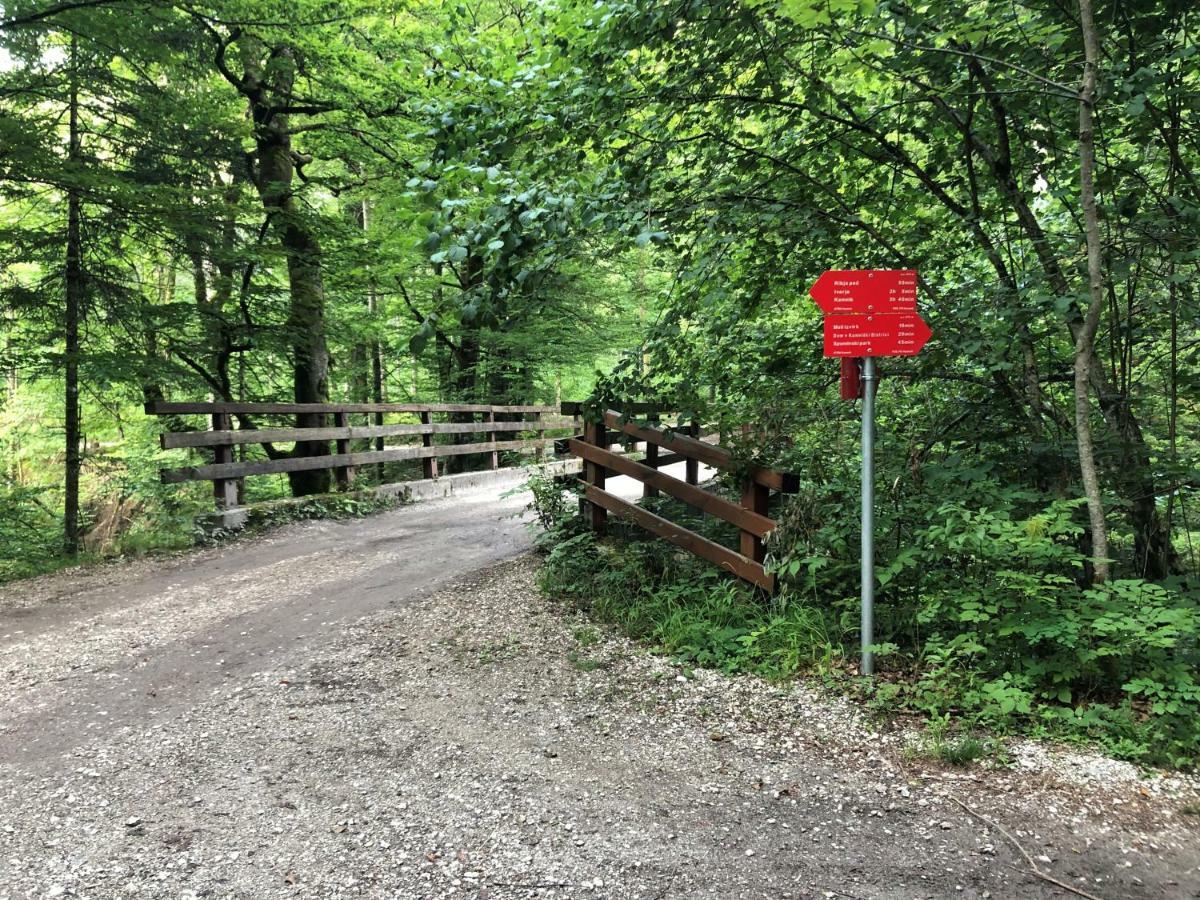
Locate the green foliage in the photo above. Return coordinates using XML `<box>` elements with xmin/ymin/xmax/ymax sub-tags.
<box><xmin>540</xmin><ymin>526</ymin><xmax>837</xmax><ymax>679</ymax></box>
<box><xmin>906</xmin><ymin>715</ymin><xmax>999</xmax><ymax>769</ymax></box>
<box><xmin>566</xmin><ymin>649</ymin><xmax>606</xmax><ymax>672</ymax></box>
<box><xmin>539</xmin><ymin>465</ymin><xmax>1198</xmax><ymax>766</ymax></box>
<box><xmin>0</xmin><ymin>483</ymin><xmax>65</xmax><ymax>582</ymax></box>
<box><xmin>766</xmin><ymin>465</ymin><xmax>1200</xmax><ymax>767</ymax></box>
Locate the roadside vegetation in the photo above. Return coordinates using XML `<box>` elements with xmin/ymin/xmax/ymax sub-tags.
<box><xmin>532</xmin><ymin>475</ymin><xmax>1199</xmax><ymax>769</ymax></box>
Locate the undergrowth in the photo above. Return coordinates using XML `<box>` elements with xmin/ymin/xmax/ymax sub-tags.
<box><xmin>527</xmin><ymin>469</ymin><xmax>1200</xmax><ymax>770</ymax></box>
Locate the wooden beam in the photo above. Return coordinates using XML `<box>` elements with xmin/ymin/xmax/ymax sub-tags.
<box><xmin>582</xmin><ymin>420</ymin><xmax>607</xmax><ymax>534</ymax></box>
<box><xmin>601</xmin><ymin>410</ymin><xmax>799</xmax><ymax>493</ymax></box>
<box><xmin>146</xmin><ymin>401</ymin><xmax>556</xmax><ymax>416</ymax></box>
<box><xmin>212</xmin><ymin>412</ymin><xmax>238</xmax><ymax>509</ymax></box>
<box><xmin>568</xmin><ymin>439</ymin><xmax>775</xmax><ymax>538</ymax></box>
<box><xmin>560</xmin><ymin>401</ymin><xmax>669</xmax><ymax>417</ymax></box>
<box><xmin>740</xmin><ymin>480</ymin><xmax>770</xmax><ymax>562</ymax></box>
<box><xmin>420</xmin><ymin>411</ymin><xmax>437</xmax><ymax>479</ymax></box>
<box><xmin>582</xmin><ymin>485</ymin><xmax>774</xmax><ymax>592</ymax></box>
<box><xmin>160</xmin><ymin>420</ymin><xmax>541</xmax><ymax>449</ymax></box>
<box><xmin>334</xmin><ymin>411</ymin><xmax>355</xmax><ymax>490</ymax></box>
<box><xmin>685</xmin><ymin>419</ymin><xmax>700</xmax><ymax>486</ymax></box>
<box><xmin>160</xmin><ymin>438</ymin><xmax>555</xmax><ymax>484</ymax></box>
<box><xmin>643</xmin><ymin>414</ymin><xmax>660</xmax><ymax>499</ymax></box>
<box><xmin>485</xmin><ymin>411</ymin><xmax>498</xmax><ymax>469</ymax></box>
<box><xmin>651</xmin><ymin>452</ymin><xmax>686</xmax><ymax>468</ymax></box>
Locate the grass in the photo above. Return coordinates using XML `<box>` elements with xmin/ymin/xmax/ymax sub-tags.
<box><xmin>566</xmin><ymin>650</ymin><xmax>606</xmax><ymax>672</ymax></box>
<box><xmin>476</xmin><ymin>635</ymin><xmax>523</xmax><ymax>665</ymax></box>
<box><xmin>573</xmin><ymin>625</ymin><xmax>601</xmax><ymax>648</ymax></box>
<box><xmin>933</xmin><ymin>736</ymin><xmax>988</xmax><ymax>767</ymax></box>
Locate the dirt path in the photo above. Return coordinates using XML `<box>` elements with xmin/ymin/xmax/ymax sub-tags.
<box><xmin>0</xmin><ymin>482</ymin><xmax>1197</xmax><ymax>899</ymax></box>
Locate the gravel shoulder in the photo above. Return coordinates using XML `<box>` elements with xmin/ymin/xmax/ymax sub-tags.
<box><xmin>0</xmin><ymin>495</ymin><xmax>1197</xmax><ymax>898</ymax></box>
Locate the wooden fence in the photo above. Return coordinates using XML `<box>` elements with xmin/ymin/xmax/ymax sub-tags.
<box><xmin>146</xmin><ymin>400</ymin><xmax>565</xmax><ymax>510</ymax></box>
<box><xmin>564</xmin><ymin>407</ymin><xmax>798</xmax><ymax>593</ymax></box>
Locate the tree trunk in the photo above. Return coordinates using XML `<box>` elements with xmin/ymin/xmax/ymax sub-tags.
<box><xmin>446</xmin><ymin>253</ymin><xmax>483</xmax><ymax>473</ymax></box>
<box><xmin>63</xmin><ymin>33</ymin><xmax>83</xmax><ymax>556</ymax></box>
<box><xmin>1074</xmin><ymin>0</ymin><xmax>1110</xmax><ymax>583</ymax></box>
<box><xmin>6</xmin><ymin>333</ymin><xmax>21</xmax><ymax>485</ymax></box>
<box><xmin>237</xmin><ymin>38</ymin><xmax>331</xmax><ymax>496</ymax></box>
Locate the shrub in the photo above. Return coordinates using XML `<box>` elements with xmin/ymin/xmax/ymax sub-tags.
<box><xmin>539</xmin><ymin>458</ymin><xmax>1200</xmax><ymax>768</ymax></box>
<box><xmin>768</xmin><ymin>462</ymin><xmax>1200</xmax><ymax>767</ymax></box>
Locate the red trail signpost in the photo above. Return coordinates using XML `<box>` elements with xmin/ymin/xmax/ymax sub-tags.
<box><xmin>809</xmin><ymin>268</ymin><xmax>932</xmax><ymax>676</ymax></box>
<box><xmin>809</xmin><ymin>268</ymin><xmax>918</xmax><ymax>315</ymax></box>
<box><xmin>823</xmin><ymin>311</ymin><xmax>932</xmax><ymax>358</ymax></box>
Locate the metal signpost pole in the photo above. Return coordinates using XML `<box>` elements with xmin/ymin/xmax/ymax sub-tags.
<box><xmin>811</xmin><ymin>268</ymin><xmax>928</xmax><ymax>678</ymax></box>
<box><xmin>860</xmin><ymin>356</ymin><xmax>876</xmax><ymax>676</ymax></box>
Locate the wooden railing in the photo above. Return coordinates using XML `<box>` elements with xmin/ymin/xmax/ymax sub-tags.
<box><xmin>146</xmin><ymin>400</ymin><xmax>565</xmax><ymax>510</ymax></box>
<box><xmin>564</xmin><ymin>407</ymin><xmax>798</xmax><ymax>593</ymax></box>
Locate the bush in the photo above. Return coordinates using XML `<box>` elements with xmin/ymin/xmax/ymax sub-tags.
<box><xmin>769</xmin><ymin>463</ymin><xmax>1200</xmax><ymax>768</ymax></box>
<box><xmin>0</xmin><ymin>484</ymin><xmax>65</xmax><ymax>582</ymax></box>
<box><xmin>539</xmin><ymin>526</ymin><xmax>837</xmax><ymax>679</ymax></box>
<box><xmin>538</xmin><ymin>458</ymin><xmax>1199</xmax><ymax>768</ymax></box>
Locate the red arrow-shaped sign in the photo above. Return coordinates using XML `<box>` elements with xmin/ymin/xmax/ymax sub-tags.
<box><xmin>809</xmin><ymin>269</ymin><xmax>918</xmax><ymax>315</ymax></box>
<box><xmin>823</xmin><ymin>312</ymin><xmax>932</xmax><ymax>358</ymax></box>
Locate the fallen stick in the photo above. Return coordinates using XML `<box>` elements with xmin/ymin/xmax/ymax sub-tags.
<box><xmin>947</xmin><ymin>794</ymin><xmax>1104</xmax><ymax>900</ymax></box>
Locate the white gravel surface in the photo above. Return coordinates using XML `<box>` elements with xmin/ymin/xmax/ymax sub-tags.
<box><xmin>1</xmin><ymin>489</ymin><xmax>1198</xmax><ymax>899</ymax></box>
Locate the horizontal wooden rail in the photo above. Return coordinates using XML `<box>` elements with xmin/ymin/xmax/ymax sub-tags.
<box><xmin>582</xmin><ymin>485</ymin><xmax>774</xmax><ymax>592</ymax></box>
<box><xmin>149</xmin><ymin>398</ymin><xmax>569</xmax><ymax>517</ymax></box>
<box><xmin>601</xmin><ymin>410</ymin><xmax>799</xmax><ymax>493</ymax></box>
<box><xmin>562</xmin><ymin>405</ymin><xmax>799</xmax><ymax>592</ymax></box>
<box><xmin>160</xmin><ymin>438</ymin><xmax>554</xmax><ymax>484</ymax></box>
<box><xmin>651</xmin><ymin>452</ymin><xmax>687</xmax><ymax>468</ymax></box>
<box><xmin>162</xmin><ymin>420</ymin><xmax>553</xmax><ymax>449</ymax></box>
<box><xmin>568</xmin><ymin>439</ymin><xmax>774</xmax><ymax>538</ymax></box>
<box><xmin>146</xmin><ymin>401</ymin><xmax>557</xmax><ymax>416</ymax></box>
<box><xmin>559</xmin><ymin>401</ymin><xmax>669</xmax><ymax>417</ymax></box>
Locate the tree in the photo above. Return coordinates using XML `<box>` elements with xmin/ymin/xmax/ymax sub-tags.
<box><xmin>568</xmin><ymin>0</ymin><xmax>1197</xmax><ymax>582</ymax></box>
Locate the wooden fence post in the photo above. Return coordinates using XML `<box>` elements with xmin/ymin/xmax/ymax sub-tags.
<box><xmin>643</xmin><ymin>412</ymin><xmax>660</xmax><ymax>498</ymax></box>
<box><xmin>420</xmin><ymin>411</ymin><xmax>438</xmax><ymax>479</ymax></box>
<box><xmin>582</xmin><ymin>419</ymin><xmax>607</xmax><ymax>535</ymax></box>
<box><xmin>740</xmin><ymin>479</ymin><xmax>769</xmax><ymax>563</ymax></box>
<box><xmin>486</xmin><ymin>409</ymin><xmax>499</xmax><ymax>469</ymax></box>
<box><xmin>334</xmin><ymin>411</ymin><xmax>355</xmax><ymax>489</ymax></box>
<box><xmin>685</xmin><ymin>418</ymin><xmax>700</xmax><ymax>485</ymax></box>
<box><xmin>212</xmin><ymin>412</ymin><xmax>238</xmax><ymax>509</ymax></box>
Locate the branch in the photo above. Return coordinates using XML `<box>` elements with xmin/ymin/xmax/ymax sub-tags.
<box><xmin>395</xmin><ymin>276</ymin><xmax>459</xmax><ymax>352</ymax></box>
<box><xmin>170</xmin><ymin>346</ymin><xmax>227</xmax><ymax>397</ymax></box>
<box><xmin>947</xmin><ymin>797</ymin><xmax>1103</xmax><ymax>900</ymax></box>
<box><xmin>1</xmin><ymin>0</ymin><xmax>126</xmax><ymax>30</ymax></box>
<box><xmin>209</xmin><ymin>24</ymin><xmax>247</xmax><ymax>92</ymax></box>
<box><xmin>845</xmin><ymin>30</ymin><xmax>1078</xmax><ymax>98</ymax></box>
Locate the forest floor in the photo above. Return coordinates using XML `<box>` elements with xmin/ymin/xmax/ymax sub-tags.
<box><xmin>0</xmin><ymin>475</ymin><xmax>1198</xmax><ymax>900</ymax></box>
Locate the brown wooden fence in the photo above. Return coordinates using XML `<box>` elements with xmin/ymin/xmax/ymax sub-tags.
<box><xmin>564</xmin><ymin>407</ymin><xmax>798</xmax><ymax>593</ymax></box>
<box><xmin>146</xmin><ymin>400</ymin><xmax>566</xmax><ymax>510</ymax></box>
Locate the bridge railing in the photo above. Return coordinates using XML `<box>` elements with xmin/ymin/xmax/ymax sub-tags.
<box><xmin>146</xmin><ymin>400</ymin><xmax>569</xmax><ymax>510</ymax></box>
<box><xmin>562</xmin><ymin>406</ymin><xmax>799</xmax><ymax>593</ymax></box>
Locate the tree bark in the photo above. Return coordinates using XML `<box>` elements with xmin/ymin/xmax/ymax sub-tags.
<box><xmin>445</xmin><ymin>253</ymin><xmax>483</xmax><ymax>474</ymax></box>
<box><xmin>233</xmin><ymin>36</ymin><xmax>331</xmax><ymax>495</ymax></box>
<box><xmin>63</xmin><ymin>32</ymin><xmax>83</xmax><ymax>556</ymax></box>
<box><xmin>1074</xmin><ymin>0</ymin><xmax>1110</xmax><ymax>583</ymax></box>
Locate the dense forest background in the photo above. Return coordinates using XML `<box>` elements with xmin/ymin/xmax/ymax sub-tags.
<box><xmin>2</xmin><ymin>1</ymin><xmax>1197</xmax><ymax>763</ymax></box>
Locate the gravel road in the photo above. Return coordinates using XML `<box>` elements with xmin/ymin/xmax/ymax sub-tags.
<box><xmin>1</xmin><ymin>478</ymin><xmax>1197</xmax><ymax>899</ymax></box>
